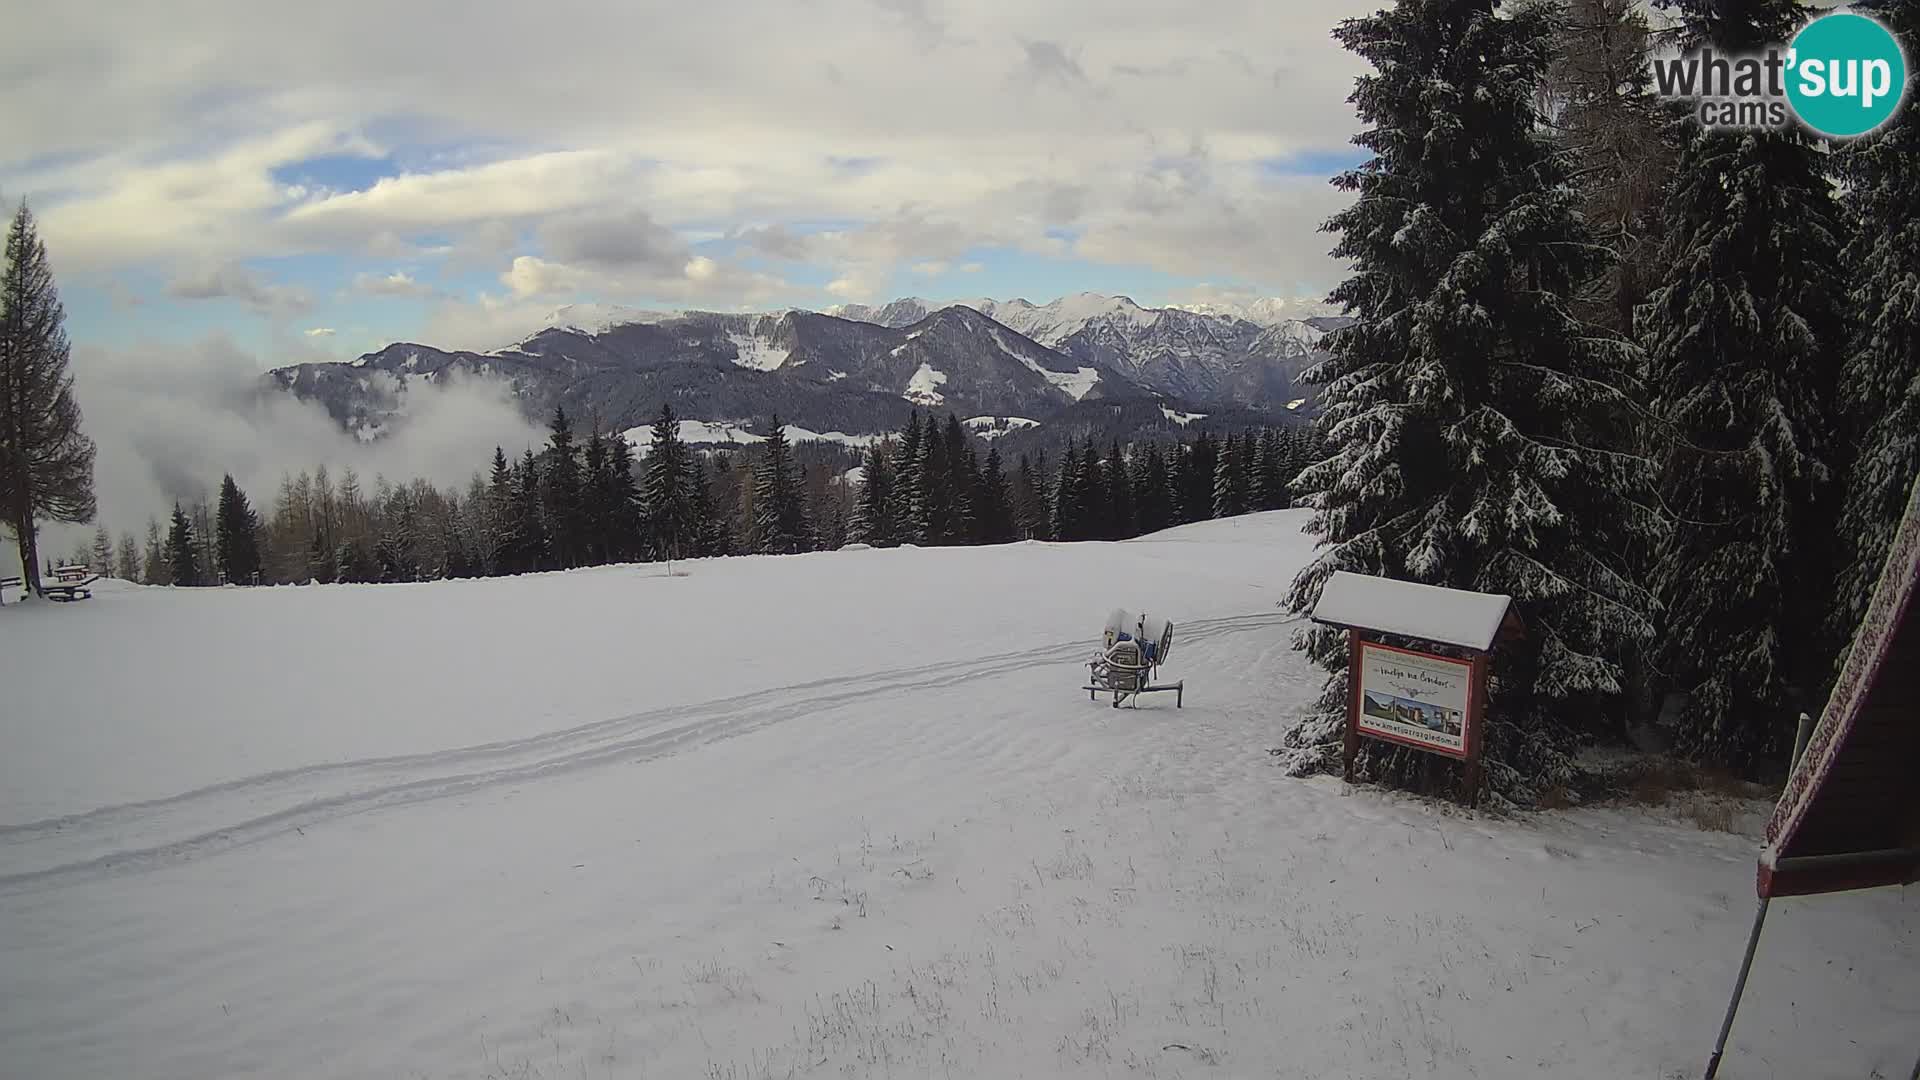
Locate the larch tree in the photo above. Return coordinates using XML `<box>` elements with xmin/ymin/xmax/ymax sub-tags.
<box><xmin>1540</xmin><ymin>0</ymin><xmax>1682</xmax><ymax>333</ymax></box>
<box><xmin>90</xmin><ymin>524</ymin><xmax>111</xmax><ymax>576</ymax></box>
<box><xmin>115</xmin><ymin>531</ymin><xmax>138</xmax><ymax>581</ymax></box>
<box><xmin>0</xmin><ymin>200</ymin><xmax>96</xmax><ymax>596</ymax></box>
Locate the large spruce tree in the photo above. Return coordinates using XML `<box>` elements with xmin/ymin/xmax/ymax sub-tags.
<box><xmin>1051</xmin><ymin>446</ymin><xmax>1085</xmax><ymax>541</ymax></box>
<box><xmin>1106</xmin><ymin>440</ymin><xmax>1134</xmax><ymax>538</ymax></box>
<box><xmin>1640</xmin><ymin>0</ymin><xmax>1850</xmax><ymax>770</ymax></box>
<box><xmin>543</xmin><ymin>406</ymin><xmax>583</xmax><ymax>567</ymax></box>
<box><xmin>753</xmin><ymin>414</ymin><xmax>809</xmax><ymax>554</ymax></box>
<box><xmin>581</xmin><ymin>426</ymin><xmax>613</xmax><ymax>565</ymax></box>
<box><xmin>910</xmin><ymin>422</ymin><xmax>947</xmax><ymax>544</ymax></box>
<box><xmin>1212</xmin><ymin>434</ymin><xmax>1246</xmax><ymax>520</ymax></box>
<box><xmin>1281</xmin><ymin>0</ymin><xmax>1659</xmax><ymax>805</ymax></box>
<box><xmin>0</xmin><ymin>200</ymin><xmax>96</xmax><ymax>596</ymax></box>
<box><xmin>1829</xmin><ymin>0</ymin><xmax>1920</xmax><ymax>656</ymax></box>
<box><xmin>215</xmin><ymin>474</ymin><xmax>263</xmax><ymax>584</ymax></box>
<box><xmin>607</xmin><ymin>430</ymin><xmax>643</xmax><ymax>559</ymax></box>
<box><xmin>167</xmin><ymin>503</ymin><xmax>199</xmax><ymax>586</ymax></box>
<box><xmin>515</xmin><ymin>448</ymin><xmax>547</xmax><ymax>572</ymax></box>
<box><xmin>143</xmin><ymin>516</ymin><xmax>168</xmax><ymax>584</ymax></box>
<box><xmin>940</xmin><ymin>415</ymin><xmax>974</xmax><ymax>543</ymax></box>
<box><xmin>850</xmin><ymin>439</ymin><xmax>896</xmax><ymax>546</ymax></box>
<box><xmin>644</xmin><ymin>402</ymin><xmax>694</xmax><ymax>562</ymax></box>
<box><xmin>1079</xmin><ymin>439</ymin><xmax>1109</xmax><ymax>539</ymax></box>
<box><xmin>888</xmin><ymin>412</ymin><xmax>924</xmax><ymax>542</ymax></box>
<box><xmin>1132</xmin><ymin>442</ymin><xmax>1175</xmax><ymax>535</ymax></box>
<box><xmin>976</xmin><ymin>447</ymin><xmax>1015</xmax><ymax>545</ymax></box>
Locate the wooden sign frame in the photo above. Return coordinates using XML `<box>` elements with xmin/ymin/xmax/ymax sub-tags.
<box><xmin>1309</xmin><ymin>570</ymin><xmax>1520</xmax><ymax>807</ymax></box>
<box><xmin>1342</xmin><ymin>629</ymin><xmax>1491</xmax><ymax>805</ymax></box>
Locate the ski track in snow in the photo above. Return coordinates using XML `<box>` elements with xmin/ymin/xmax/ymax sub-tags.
<box><xmin>2</xmin><ymin>515</ymin><xmax>1915</xmax><ymax>1080</ymax></box>
<box><xmin>0</xmin><ymin>613</ymin><xmax>1297</xmax><ymax>894</ymax></box>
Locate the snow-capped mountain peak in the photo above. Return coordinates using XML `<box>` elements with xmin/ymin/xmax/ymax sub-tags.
<box><xmin>539</xmin><ymin>302</ymin><xmax>674</xmax><ymax>336</ymax></box>
<box><xmin>1166</xmin><ymin>295</ymin><xmax>1340</xmax><ymax>327</ymax></box>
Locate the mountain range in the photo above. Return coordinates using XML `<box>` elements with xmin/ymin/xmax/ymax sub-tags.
<box><xmin>264</xmin><ymin>293</ymin><xmax>1347</xmax><ymax>449</ymax></box>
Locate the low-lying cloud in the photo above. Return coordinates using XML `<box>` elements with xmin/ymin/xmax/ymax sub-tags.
<box><xmin>14</xmin><ymin>337</ymin><xmax>546</xmax><ymax>571</ymax></box>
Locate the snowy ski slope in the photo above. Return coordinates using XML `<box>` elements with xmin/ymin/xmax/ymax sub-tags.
<box><xmin>0</xmin><ymin>511</ymin><xmax>1914</xmax><ymax>1079</ymax></box>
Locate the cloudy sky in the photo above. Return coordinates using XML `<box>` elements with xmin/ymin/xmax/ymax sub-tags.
<box><xmin>3</xmin><ymin>0</ymin><xmax>1375</xmax><ymax>362</ymax></box>
<box><xmin>1</xmin><ymin>0</ymin><xmax>1378</xmax><ymax>564</ymax></box>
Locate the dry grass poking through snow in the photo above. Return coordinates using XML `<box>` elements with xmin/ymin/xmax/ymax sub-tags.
<box><xmin>1574</xmin><ymin>755</ymin><xmax>1780</xmax><ymax>836</ymax></box>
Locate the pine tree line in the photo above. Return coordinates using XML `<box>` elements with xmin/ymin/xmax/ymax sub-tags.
<box><xmin>115</xmin><ymin>405</ymin><xmax>1322</xmax><ymax>587</ymax></box>
<box><xmin>849</xmin><ymin>410</ymin><xmax>1322</xmax><ymax>549</ymax></box>
<box><xmin>1274</xmin><ymin>0</ymin><xmax>1920</xmax><ymax>803</ymax></box>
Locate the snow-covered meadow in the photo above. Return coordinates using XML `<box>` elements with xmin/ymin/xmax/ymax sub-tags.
<box><xmin>1</xmin><ymin>511</ymin><xmax>1914</xmax><ymax>1079</ymax></box>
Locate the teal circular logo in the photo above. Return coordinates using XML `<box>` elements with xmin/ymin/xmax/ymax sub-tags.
<box><xmin>1786</xmin><ymin>12</ymin><xmax>1909</xmax><ymax>138</ymax></box>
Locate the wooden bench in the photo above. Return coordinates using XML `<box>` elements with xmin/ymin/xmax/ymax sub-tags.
<box><xmin>0</xmin><ymin>575</ymin><xmax>20</xmax><ymax>606</ymax></box>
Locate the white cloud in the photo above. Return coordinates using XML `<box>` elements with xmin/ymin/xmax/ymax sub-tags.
<box><xmin>350</xmin><ymin>270</ymin><xmax>436</xmax><ymax>298</ymax></box>
<box><xmin>500</xmin><ymin>256</ymin><xmax>593</xmax><ymax>299</ymax></box>
<box><xmin>304</xmin><ymin>327</ymin><xmax>336</xmax><ymax>337</ymax></box>
<box><xmin>1</xmin><ymin>0</ymin><xmax>1380</xmax><ymax>328</ymax></box>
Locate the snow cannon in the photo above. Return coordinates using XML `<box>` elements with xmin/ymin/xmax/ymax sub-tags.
<box><xmin>1086</xmin><ymin>609</ymin><xmax>1183</xmax><ymax>709</ymax></box>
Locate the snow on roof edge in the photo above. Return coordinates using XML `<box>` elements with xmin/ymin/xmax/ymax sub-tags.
<box><xmin>1309</xmin><ymin>570</ymin><xmax>1514</xmax><ymax>652</ymax></box>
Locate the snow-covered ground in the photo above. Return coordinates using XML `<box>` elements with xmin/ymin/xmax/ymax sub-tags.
<box><xmin>1</xmin><ymin>512</ymin><xmax>1914</xmax><ymax>1079</ymax></box>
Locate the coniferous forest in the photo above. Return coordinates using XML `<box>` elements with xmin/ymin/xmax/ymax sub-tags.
<box><xmin>1271</xmin><ymin>0</ymin><xmax>1920</xmax><ymax>805</ymax></box>
<box><xmin>99</xmin><ymin>405</ymin><xmax>1324</xmax><ymax>589</ymax></box>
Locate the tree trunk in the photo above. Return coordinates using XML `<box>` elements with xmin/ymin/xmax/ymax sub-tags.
<box><xmin>17</xmin><ymin>503</ymin><xmax>42</xmax><ymax>596</ymax></box>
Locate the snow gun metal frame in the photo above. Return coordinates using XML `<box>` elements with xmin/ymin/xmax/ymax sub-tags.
<box><xmin>1084</xmin><ymin>609</ymin><xmax>1183</xmax><ymax>709</ymax></box>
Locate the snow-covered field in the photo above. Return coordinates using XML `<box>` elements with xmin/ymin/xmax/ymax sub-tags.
<box><xmin>1</xmin><ymin>512</ymin><xmax>1914</xmax><ymax>1079</ymax></box>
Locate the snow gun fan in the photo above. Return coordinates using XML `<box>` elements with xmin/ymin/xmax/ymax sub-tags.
<box><xmin>1084</xmin><ymin>609</ymin><xmax>1184</xmax><ymax>709</ymax></box>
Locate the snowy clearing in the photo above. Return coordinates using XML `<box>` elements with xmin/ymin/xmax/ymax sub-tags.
<box><xmin>727</xmin><ymin>331</ymin><xmax>791</xmax><ymax>372</ymax></box>
<box><xmin>990</xmin><ymin>327</ymin><xmax>1103</xmax><ymax>401</ymax></box>
<box><xmin>904</xmin><ymin>362</ymin><xmax>948</xmax><ymax>406</ymax></box>
<box><xmin>0</xmin><ymin>511</ymin><xmax>1914</xmax><ymax>1080</ymax></box>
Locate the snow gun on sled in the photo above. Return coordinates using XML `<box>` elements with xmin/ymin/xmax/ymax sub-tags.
<box><xmin>1084</xmin><ymin>609</ymin><xmax>1183</xmax><ymax>709</ymax></box>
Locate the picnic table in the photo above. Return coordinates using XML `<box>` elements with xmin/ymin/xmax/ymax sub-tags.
<box><xmin>45</xmin><ymin>574</ymin><xmax>99</xmax><ymax>601</ymax></box>
<box><xmin>0</xmin><ymin>568</ymin><xmax>99</xmax><ymax>603</ymax></box>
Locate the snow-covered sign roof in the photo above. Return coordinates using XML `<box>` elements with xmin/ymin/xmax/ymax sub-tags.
<box><xmin>1309</xmin><ymin>571</ymin><xmax>1516</xmax><ymax>652</ymax></box>
<box><xmin>1759</xmin><ymin>473</ymin><xmax>1920</xmax><ymax>899</ymax></box>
